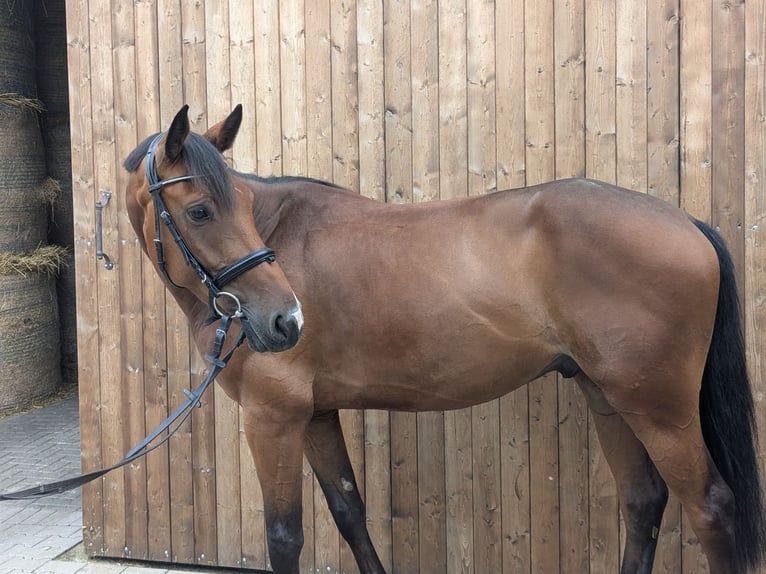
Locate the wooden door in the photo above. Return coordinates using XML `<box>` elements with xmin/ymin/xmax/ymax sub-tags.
<box><xmin>68</xmin><ymin>0</ymin><xmax>766</xmax><ymax>572</ymax></box>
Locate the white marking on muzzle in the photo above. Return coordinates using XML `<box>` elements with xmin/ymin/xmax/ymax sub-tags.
<box><xmin>290</xmin><ymin>294</ymin><xmax>304</xmax><ymax>331</ymax></box>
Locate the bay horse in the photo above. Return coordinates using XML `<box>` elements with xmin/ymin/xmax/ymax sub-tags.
<box><xmin>124</xmin><ymin>105</ymin><xmax>765</xmax><ymax>574</ymax></box>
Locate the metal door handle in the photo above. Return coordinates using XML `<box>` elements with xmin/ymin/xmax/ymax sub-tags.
<box><xmin>95</xmin><ymin>191</ymin><xmax>113</xmax><ymax>270</ymax></box>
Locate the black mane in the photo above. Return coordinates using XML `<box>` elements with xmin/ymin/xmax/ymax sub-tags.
<box><xmin>238</xmin><ymin>171</ymin><xmax>344</xmax><ymax>190</ymax></box>
<box><xmin>123</xmin><ymin>132</ymin><xmax>233</xmax><ymax>209</ymax></box>
<box><xmin>125</xmin><ymin>132</ymin><xmax>344</xmax><ymax>205</ymax></box>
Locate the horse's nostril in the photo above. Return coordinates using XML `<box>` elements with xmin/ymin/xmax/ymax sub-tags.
<box><xmin>274</xmin><ymin>313</ymin><xmax>297</xmax><ymax>343</ymax></box>
<box><xmin>274</xmin><ymin>314</ymin><xmax>288</xmax><ymax>339</ymax></box>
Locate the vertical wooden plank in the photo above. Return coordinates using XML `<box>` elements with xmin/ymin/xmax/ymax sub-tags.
<box><xmin>585</xmin><ymin>0</ymin><xmax>617</xmax><ymax>184</ymax></box>
<box><xmin>357</xmin><ymin>0</ymin><xmax>385</xmax><ymax>205</ymax></box>
<box><xmin>239</xmin><ymin>413</ymin><xmax>267</xmax><ymax>570</ymax></box>
<box><xmin>411</xmin><ymin>0</ymin><xmax>439</xmax><ymax>203</ymax></box>
<box><xmin>391</xmin><ymin>412</ymin><xmax>419</xmax><ymax>573</ymax></box>
<box><xmin>553</xmin><ymin>0</ymin><xmax>588</xmax><ymax>572</ymax></box>
<box><xmin>383</xmin><ymin>4</ymin><xmax>417</xmax><ymax>571</ymax></box>
<box><xmin>67</xmin><ymin>0</ymin><xmax>104</xmax><ymax>558</ymax></box>
<box><xmin>88</xmin><ymin>0</ymin><xmax>125</xmax><ymax>558</ymax></box>
<box><xmin>524</xmin><ymin>0</ymin><xmax>559</xmax><ymax>572</ymax></box>
<box><xmin>113</xmin><ymin>0</ymin><xmax>149</xmax><ymax>561</ymax></box>
<box><xmin>182</xmin><ymin>0</ymin><xmax>208</xmax><ymax>129</ymax></box>
<box><xmin>205</xmin><ymin>2</ymin><xmax>244</xmax><ymax>568</ymax></box>
<box><xmin>304</xmin><ymin>1</ymin><xmax>333</xmax><ymax>571</ymax></box>
<box><xmin>496</xmin><ymin>0</ymin><xmax>530</xmax><ymax>570</ymax></box>
<box><xmin>439</xmin><ymin>1</ymin><xmax>471</xmax><ymax>573</ymax></box>
<box><xmin>615</xmin><ymin>0</ymin><xmax>647</xmax><ymax>192</ymax></box>
<box><xmin>647</xmin><ymin>0</ymin><xmax>680</xmax><ymax>205</ymax></box>
<box><xmin>213</xmin><ymin>381</ymin><xmax>242</xmax><ymax>569</ymax></box>
<box><xmin>229</xmin><ymin>5</ymin><xmax>266</xmax><ymax>568</ymax></box>
<box><xmin>229</xmin><ymin>0</ymin><xmax>257</xmax><ymax>173</ymax></box>
<box><xmin>155</xmin><ymin>0</ymin><xmax>196</xmax><ymax>565</ymax></box>
<box><xmin>306</xmin><ymin>0</ymin><xmax>333</xmax><ymax>180</ymax></box>
<box><xmin>499</xmin><ymin>388</ymin><xmax>531</xmax><ymax>574</ymax></box>
<box><xmin>364</xmin><ymin>410</ymin><xmax>393</xmax><ymax>571</ymax></box>
<box><xmin>341</xmin><ymin>406</ymin><xmax>366</xmax><ymax>574</ymax></box>
<box><xmin>190</xmin><ymin>355</ymin><xmax>218</xmax><ymax>567</ymax></box>
<box><xmin>444</xmin><ymin>409</ymin><xmax>473</xmax><ymax>574</ymax></box>
<box><xmin>467</xmin><ymin>0</ymin><xmax>496</xmax><ymax>197</ymax></box>
<box><xmin>411</xmin><ymin>1</ymin><xmax>445</xmax><ymax>569</ymax></box>
<box><xmin>384</xmin><ymin>0</ymin><xmax>412</xmax><ymax>204</ymax></box>
<box><xmin>647</xmin><ymin>2</ymin><xmax>683</xmax><ymax>572</ymax></box>
<box><xmin>679</xmin><ymin>0</ymin><xmax>712</xmax><ymax>222</ymax></box>
<box><xmin>417</xmin><ymin>411</ymin><xmax>446</xmax><ymax>574</ymax></box>
<box><xmin>358</xmin><ymin>0</ymin><xmax>391</xmax><ymax>568</ymax></box>
<box><xmin>134</xmin><ymin>0</ymin><xmax>174</xmax><ymax>564</ymax></box>
<box><xmin>712</xmin><ymin>0</ymin><xmax>746</xmax><ymax>295</ymax></box>
<box><xmin>279</xmin><ymin>2</ymin><xmax>316</xmax><ymax>572</ymax></box>
<box><xmin>280</xmin><ymin>0</ymin><xmax>307</xmax><ymax>176</ymax></box>
<box><xmin>744</xmin><ymin>4</ymin><xmax>766</xmax><ymax>574</ymax></box>
<box><xmin>471</xmin><ymin>399</ymin><xmax>501</xmax><ymax>574</ymax></box>
<box><xmin>181</xmin><ymin>0</ymin><xmax>218</xmax><ymax>566</ymax></box>
<box><xmin>438</xmin><ymin>0</ymin><xmax>467</xmax><ymax>201</ymax></box>
<box><xmin>467</xmin><ymin>1</ymin><xmax>500</xmax><ymax>573</ymax></box>
<box><xmin>710</xmin><ymin>0</ymin><xmax>748</xmax><ymax>545</ymax></box>
<box><xmin>331</xmin><ymin>0</ymin><xmax>360</xmax><ymax>190</ymax></box>
<box><xmin>615</xmin><ymin>1</ymin><xmax>646</xmax><ymax>562</ymax></box>
<box><xmin>584</xmin><ymin>0</ymin><xmax>619</xmax><ymax>571</ymax></box>
<box><xmin>254</xmin><ymin>0</ymin><xmax>282</xmax><ymax>177</ymax></box>
<box><xmin>330</xmin><ymin>2</ymin><xmax>363</xmax><ymax>571</ymax></box>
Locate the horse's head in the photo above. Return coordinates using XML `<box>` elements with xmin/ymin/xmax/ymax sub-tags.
<box><xmin>124</xmin><ymin>105</ymin><xmax>302</xmax><ymax>353</ymax></box>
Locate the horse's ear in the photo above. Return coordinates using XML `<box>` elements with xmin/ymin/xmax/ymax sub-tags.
<box><xmin>204</xmin><ymin>104</ymin><xmax>243</xmax><ymax>152</ymax></box>
<box><xmin>165</xmin><ymin>105</ymin><xmax>190</xmax><ymax>162</ymax></box>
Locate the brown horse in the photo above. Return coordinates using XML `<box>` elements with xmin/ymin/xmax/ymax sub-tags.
<box><xmin>124</xmin><ymin>105</ymin><xmax>765</xmax><ymax>574</ymax></box>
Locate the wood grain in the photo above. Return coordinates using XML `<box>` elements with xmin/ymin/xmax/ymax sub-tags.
<box><xmin>67</xmin><ymin>1</ymin><xmax>766</xmax><ymax>571</ymax></box>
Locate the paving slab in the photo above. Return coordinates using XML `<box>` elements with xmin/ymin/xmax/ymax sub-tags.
<box><xmin>0</xmin><ymin>393</ymin><xmax>265</xmax><ymax>574</ymax></box>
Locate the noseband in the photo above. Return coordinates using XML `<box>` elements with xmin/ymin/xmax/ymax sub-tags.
<box><xmin>144</xmin><ymin>133</ymin><xmax>276</xmax><ymax>318</ymax></box>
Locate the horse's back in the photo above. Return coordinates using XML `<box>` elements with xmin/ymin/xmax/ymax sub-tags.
<box><xmin>266</xmin><ymin>177</ymin><xmax>720</xmax><ymax>413</ymax></box>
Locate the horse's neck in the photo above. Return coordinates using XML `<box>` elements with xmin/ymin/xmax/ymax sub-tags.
<box><xmin>246</xmin><ymin>178</ymin><xmax>360</xmax><ymax>241</ymax></box>
<box><xmin>249</xmin><ymin>183</ymin><xmax>295</xmax><ymax>242</ymax></box>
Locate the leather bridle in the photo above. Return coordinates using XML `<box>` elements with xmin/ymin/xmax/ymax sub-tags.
<box><xmin>144</xmin><ymin>133</ymin><xmax>276</xmax><ymax>318</ymax></box>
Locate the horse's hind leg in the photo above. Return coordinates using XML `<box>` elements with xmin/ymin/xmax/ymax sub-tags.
<box><xmin>618</xmin><ymin>405</ymin><xmax>738</xmax><ymax>574</ymax></box>
<box><xmin>303</xmin><ymin>410</ymin><xmax>386</xmax><ymax>574</ymax></box>
<box><xmin>578</xmin><ymin>370</ymin><xmax>739</xmax><ymax>574</ymax></box>
<box><xmin>576</xmin><ymin>374</ymin><xmax>669</xmax><ymax>574</ymax></box>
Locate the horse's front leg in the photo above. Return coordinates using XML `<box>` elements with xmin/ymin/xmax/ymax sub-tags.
<box><xmin>304</xmin><ymin>410</ymin><xmax>386</xmax><ymax>574</ymax></box>
<box><xmin>242</xmin><ymin>406</ymin><xmax>309</xmax><ymax>574</ymax></box>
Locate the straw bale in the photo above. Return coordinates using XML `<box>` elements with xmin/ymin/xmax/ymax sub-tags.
<box><xmin>41</xmin><ymin>116</ymin><xmax>73</xmax><ymax>246</ymax></box>
<box><xmin>0</xmin><ymin>105</ymin><xmax>46</xmax><ymax>189</ymax></box>
<box><xmin>0</xmin><ymin>93</ymin><xmax>44</xmax><ymax>113</ymax></box>
<box><xmin>0</xmin><ymin>2</ymin><xmax>36</xmax><ymax>97</ymax></box>
<box><xmin>0</xmin><ymin>185</ymin><xmax>49</xmax><ymax>253</ymax></box>
<box><xmin>55</xmin><ymin>254</ymin><xmax>77</xmax><ymax>385</ymax></box>
<box><xmin>0</xmin><ymin>104</ymin><xmax>52</xmax><ymax>252</ymax></box>
<box><xmin>0</xmin><ymin>245</ymin><xmax>68</xmax><ymax>276</ymax></box>
<box><xmin>35</xmin><ymin>0</ymin><xmax>69</xmax><ymax>116</ymax></box>
<box><xmin>0</xmin><ymin>260</ymin><xmax>62</xmax><ymax>412</ymax></box>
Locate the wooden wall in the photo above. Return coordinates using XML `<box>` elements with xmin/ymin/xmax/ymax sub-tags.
<box><xmin>67</xmin><ymin>0</ymin><xmax>766</xmax><ymax>572</ymax></box>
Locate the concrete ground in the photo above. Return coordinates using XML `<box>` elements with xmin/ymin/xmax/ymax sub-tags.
<box><xmin>0</xmin><ymin>392</ymin><xmax>225</xmax><ymax>574</ymax></box>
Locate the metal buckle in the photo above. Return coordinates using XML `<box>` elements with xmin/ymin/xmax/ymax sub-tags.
<box><xmin>212</xmin><ymin>291</ymin><xmax>244</xmax><ymax>318</ymax></box>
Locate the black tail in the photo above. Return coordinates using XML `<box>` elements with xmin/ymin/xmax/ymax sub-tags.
<box><xmin>693</xmin><ymin>219</ymin><xmax>766</xmax><ymax>572</ymax></box>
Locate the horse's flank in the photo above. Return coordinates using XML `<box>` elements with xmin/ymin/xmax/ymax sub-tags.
<box><xmin>227</xmin><ymin>175</ymin><xmax>716</xmax><ymax>415</ymax></box>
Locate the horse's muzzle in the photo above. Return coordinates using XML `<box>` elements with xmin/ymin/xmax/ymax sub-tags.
<box><xmin>240</xmin><ymin>301</ymin><xmax>303</xmax><ymax>353</ymax></box>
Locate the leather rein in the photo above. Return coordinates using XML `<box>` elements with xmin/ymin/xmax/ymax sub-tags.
<box><xmin>0</xmin><ymin>133</ymin><xmax>274</xmax><ymax>500</ymax></box>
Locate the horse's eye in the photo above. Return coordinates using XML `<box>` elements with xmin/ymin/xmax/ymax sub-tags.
<box><xmin>187</xmin><ymin>205</ymin><xmax>212</xmax><ymax>222</ymax></box>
